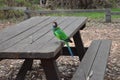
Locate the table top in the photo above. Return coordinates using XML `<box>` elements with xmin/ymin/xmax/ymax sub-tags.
<box><xmin>0</xmin><ymin>16</ymin><xmax>87</xmax><ymax>59</ymax></box>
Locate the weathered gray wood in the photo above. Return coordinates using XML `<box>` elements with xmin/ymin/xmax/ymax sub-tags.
<box><xmin>62</xmin><ymin>47</ymin><xmax>88</xmax><ymax>56</ymax></box>
<box><xmin>4</xmin><ymin>17</ymin><xmax>73</xmax><ymax>49</ymax></box>
<box><xmin>1</xmin><ymin>17</ymin><xmax>86</xmax><ymax>59</ymax></box>
<box><xmin>72</xmin><ymin>40</ymin><xmax>101</xmax><ymax>80</ymax></box>
<box><xmin>64</xmin><ymin>17</ymin><xmax>87</xmax><ymax>37</ymax></box>
<box><xmin>0</xmin><ymin>17</ymin><xmax>56</xmax><ymax>50</ymax></box>
<box><xmin>25</xmin><ymin>9</ymin><xmax>106</xmax><ymax>14</ymax></box>
<box><xmin>16</xmin><ymin>59</ymin><xmax>33</xmax><ymax>80</ymax></box>
<box><xmin>73</xmin><ymin>31</ymin><xmax>85</xmax><ymax>61</ymax></box>
<box><xmin>35</xmin><ymin>17</ymin><xmax>87</xmax><ymax>58</ymax></box>
<box><xmin>24</xmin><ymin>8</ymin><xmax>31</xmax><ymax>19</ymax></box>
<box><xmin>105</xmin><ymin>9</ymin><xmax>111</xmax><ymax>23</ymax></box>
<box><xmin>71</xmin><ymin>40</ymin><xmax>112</xmax><ymax>80</ymax></box>
<box><xmin>25</xmin><ymin>9</ymin><xmax>120</xmax><ymax>23</ymax></box>
<box><xmin>0</xmin><ymin>17</ymin><xmax>87</xmax><ymax>80</ymax></box>
<box><xmin>111</xmin><ymin>12</ymin><xmax>120</xmax><ymax>15</ymax></box>
<box><xmin>72</xmin><ymin>23</ymin><xmax>86</xmax><ymax>60</ymax></box>
<box><xmin>89</xmin><ymin>40</ymin><xmax>112</xmax><ymax>80</ymax></box>
<box><xmin>41</xmin><ymin>59</ymin><xmax>60</xmax><ymax>80</ymax></box>
<box><xmin>0</xmin><ymin>16</ymin><xmax>49</xmax><ymax>44</ymax></box>
<box><xmin>0</xmin><ymin>17</ymin><xmax>66</xmax><ymax>58</ymax></box>
<box><xmin>72</xmin><ymin>69</ymin><xmax>86</xmax><ymax>80</ymax></box>
<box><xmin>0</xmin><ymin>7</ymin><xmax>27</xmax><ymax>11</ymax></box>
<box><xmin>0</xmin><ymin>17</ymin><xmax>51</xmax><ymax>51</ymax></box>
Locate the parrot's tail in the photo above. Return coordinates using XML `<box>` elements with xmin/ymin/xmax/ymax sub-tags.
<box><xmin>65</xmin><ymin>42</ymin><xmax>74</xmax><ymax>57</ymax></box>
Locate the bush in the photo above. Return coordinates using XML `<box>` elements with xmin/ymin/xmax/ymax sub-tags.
<box><xmin>0</xmin><ymin>0</ymin><xmax>40</xmax><ymax>19</ymax></box>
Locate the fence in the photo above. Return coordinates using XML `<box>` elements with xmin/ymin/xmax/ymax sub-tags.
<box><xmin>24</xmin><ymin>8</ymin><xmax>120</xmax><ymax>22</ymax></box>
<box><xmin>0</xmin><ymin>7</ymin><xmax>120</xmax><ymax>22</ymax></box>
<box><xmin>0</xmin><ymin>7</ymin><xmax>26</xmax><ymax>19</ymax></box>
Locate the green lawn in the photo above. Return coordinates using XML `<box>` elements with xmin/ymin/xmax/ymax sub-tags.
<box><xmin>48</xmin><ymin>8</ymin><xmax>120</xmax><ymax>19</ymax></box>
<box><xmin>111</xmin><ymin>8</ymin><xmax>120</xmax><ymax>18</ymax></box>
<box><xmin>50</xmin><ymin>12</ymin><xmax>105</xmax><ymax>19</ymax></box>
<box><xmin>111</xmin><ymin>8</ymin><xmax>120</xmax><ymax>11</ymax></box>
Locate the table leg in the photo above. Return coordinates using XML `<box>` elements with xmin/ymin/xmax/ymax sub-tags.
<box><xmin>16</xmin><ymin>59</ymin><xmax>33</xmax><ymax>80</ymax></box>
<box><xmin>41</xmin><ymin>59</ymin><xmax>60</xmax><ymax>80</ymax></box>
<box><xmin>73</xmin><ymin>31</ymin><xmax>85</xmax><ymax>61</ymax></box>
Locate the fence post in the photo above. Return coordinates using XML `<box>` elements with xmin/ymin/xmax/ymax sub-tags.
<box><xmin>24</xmin><ymin>7</ymin><xmax>31</xmax><ymax>20</ymax></box>
<box><xmin>105</xmin><ymin>8</ymin><xmax>111</xmax><ymax>22</ymax></box>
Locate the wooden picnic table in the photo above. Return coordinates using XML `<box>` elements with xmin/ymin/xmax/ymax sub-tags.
<box><xmin>0</xmin><ymin>16</ymin><xmax>87</xmax><ymax>80</ymax></box>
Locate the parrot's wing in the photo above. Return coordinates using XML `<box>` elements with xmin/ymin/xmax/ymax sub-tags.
<box><xmin>55</xmin><ymin>28</ymin><xmax>68</xmax><ymax>40</ymax></box>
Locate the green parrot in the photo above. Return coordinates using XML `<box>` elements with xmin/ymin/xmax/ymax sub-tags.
<box><xmin>52</xmin><ymin>22</ymin><xmax>74</xmax><ymax>57</ymax></box>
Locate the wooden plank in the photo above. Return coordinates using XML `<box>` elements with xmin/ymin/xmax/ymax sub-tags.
<box><xmin>0</xmin><ymin>7</ymin><xmax>27</xmax><ymax>11</ymax></box>
<box><xmin>0</xmin><ymin>17</ymin><xmax>52</xmax><ymax>51</ymax></box>
<box><xmin>71</xmin><ymin>40</ymin><xmax>101</xmax><ymax>80</ymax></box>
<box><xmin>26</xmin><ymin>9</ymin><xmax>106</xmax><ymax>14</ymax></box>
<box><xmin>2</xmin><ymin>17</ymin><xmax>67</xmax><ymax>52</ymax></box>
<box><xmin>71</xmin><ymin>69</ymin><xmax>86</xmax><ymax>80</ymax></box>
<box><xmin>16</xmin><ymin>59</ymin><xmax>33</xmax><ymax>80</ymax></box>
<box><xmin>34</xmin><ymin>17</ymin><xmax>87</xmax><ymax>58</ymax></box>
<box><xmin>89</xmin><ymin>40</ymin><xmax>112</xmax><ymax>80</ymax></box>
<box><xmin>17</xmin><ymin>17</ymin><xmax>77</xmax><ymax>54</ymax></box>
<box><xmin>9</xmin><ymin>7</ymin><xmax>27</xmax><ymax>11</ymax></box>
<box><xmin>1</xmin><ymin>17</ymin><xmax>78</xmax><ymax>59</ymax></box>
<box><xmin>105</xmin><ymin>9</ymin><xmax>111</xmax><ymax>23</ymax></box>
<box><xmin>73</xmin><ymin>31</ymin><xmax>85</xmax><ymax>61</ymax></box>
<box><xmin>41</xmin><ymin>59</ymin><xmax>60</xmax><ymax>80</ymax></box>
<box><xmin>111</xmin><ymin>12</ymin><xmax>120</xmax><ymax>15</ymax></box>
<box><xmin>63</xmin><ymin>17</ymin><xmax>87</xmax><ymax>37</ymax></box>
<box><xmin>62</xmin><ymin>47</ymin><xmax>88</xmax><ymax>56</ymax></box>
<box><xmin>0</xmin><ymin>16</ymin><xmax>49</xmax><ymax>44</ymax></box>
<box><xmin>0</xmin><ymin>17</ymin><xmax>57</xmax><ymax>51</ymax></box>
<box><xmin>10</xmin><ymin>17</ymin><xmax>76</xmax><ymax>53</ymax></box>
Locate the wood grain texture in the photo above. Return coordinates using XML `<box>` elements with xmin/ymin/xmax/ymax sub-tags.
<box><xmin>0</xmin><ymin>17</ymin><xmax>50</xmax><ymax>51</ymax></box>
<box><xmin>89</xmin><ymin>40</ymin><xmax>112</xmax><ymax>80</ymax></box>
<box><xmin>0</xmin><ymin>17</ymin><xmax>87</xmax><ymax>59</ymax></box>
<box><xmin>71</xmin><ymin>40</ymin><xmax>112</xmax><ymax>80</ymax></box>
<box><xmin>71</xmin><ymin>40</ymin><xmax>101</xmax><ymax>80</ymax></box>
<box><xmin>16</xmin><ymin>59</ymin><xmax>33</xmax><ymax>80</ymax></box>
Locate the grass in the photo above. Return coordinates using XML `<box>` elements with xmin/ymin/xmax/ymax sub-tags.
<box><xmin>111</xmin><ymin>8</ymin><xmax>120</xmax><ymax>19</ymax></box>
<box><xmin>47</xmin><ymin>8</ymin><xmax>120</xmax><ymax>19</ymax></box>
<box><xmin>48</xmin><ymin>12</ymin><xmax>105</xmax><ymax>19</ymax></box>
<box><xmin>111</xmin><ymin>8</ymin><xmax>120</xmax><ymax>11</ymax></box>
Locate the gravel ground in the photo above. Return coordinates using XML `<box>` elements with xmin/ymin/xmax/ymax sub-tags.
<box><xmin>0</xmin><ymin>18</ymin><xmax>120</xmax><ymax>80</ymax></box>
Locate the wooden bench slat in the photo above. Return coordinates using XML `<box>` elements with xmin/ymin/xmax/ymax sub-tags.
<box><xmin>71</xmin><ymin>40</ymin><xmax>101</xmax><ymax>80</ymax></box>
<box><xmin>89</xmin><ymin>40</ymin><xmax>112</xmax><ymax>80</ymax></box>
<box><xmin>71</xmin><ymin>40</ymin><xmax>111</xmax><ymax>80</ymax></box>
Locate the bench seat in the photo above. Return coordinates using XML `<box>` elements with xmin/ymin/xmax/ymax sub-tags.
<box><xmin>71</xmin><ymin>40</ymin><xmax>112</xmax><ymax>80</ymax></box>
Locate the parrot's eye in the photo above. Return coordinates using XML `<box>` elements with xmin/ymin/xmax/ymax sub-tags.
<box><xmin>52</xmin><ymin>23</ymin><xmax>55</xmax><ymax>26</ymax></box>
<box><xmin>52</xmin><ymin>22</ymin><xmax>57</xmax><ymax>28</ymax></box>
<box><xmin>52</xmin><ymin>23</ymin><xmax>56</xmax><ymax>28</ymax></box>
